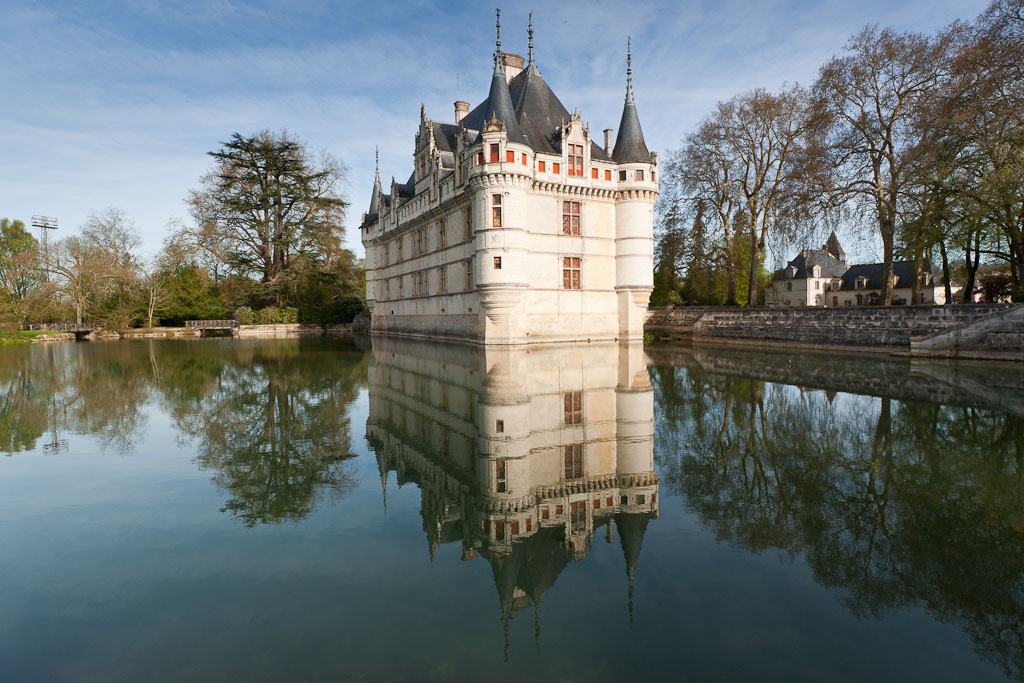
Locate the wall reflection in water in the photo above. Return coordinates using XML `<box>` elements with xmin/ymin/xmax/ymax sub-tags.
<box><xmin>366</xmin><ymin>339</ymin><xmax>658</xmax><ymax>652</ymax></box>
<box><xmin>648</xmin><ymin>343</ymin><xmax>1024</xmax><ymax>681</ymax></box>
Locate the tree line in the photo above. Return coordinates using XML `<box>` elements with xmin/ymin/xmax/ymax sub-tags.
<box><xmin>654</xmin><ymin>0</ymin><xmax>1023</xmax><ymax>307</ymax></box>
<box><xmin>0</xmin><ymin>130</ymin><xmax>365</xmax><ymax>329</ymax></box>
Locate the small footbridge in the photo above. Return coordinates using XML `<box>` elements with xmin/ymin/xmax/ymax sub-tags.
<box><xmin>28</xmin><ymin>322</ymin><xmax>99</xmax><ymax>339</ymax></box>
<box><xmin>186</xmin><ymin>320</ymin><xmax>239</xmax><ymax>336</ymax></box>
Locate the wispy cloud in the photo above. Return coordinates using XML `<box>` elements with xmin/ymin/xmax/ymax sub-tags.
<box><xmin>0</xmin><ymin>0</ymin><xmax>989</xmax><ymax>261</ymax></box>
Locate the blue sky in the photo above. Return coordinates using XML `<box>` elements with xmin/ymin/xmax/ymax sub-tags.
<box><xmin>1</xmin><ymin>0</ymin><xmax>990</xmax><ymax>263</ymax></box>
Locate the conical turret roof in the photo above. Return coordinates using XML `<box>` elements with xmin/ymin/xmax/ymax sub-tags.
<box><xmin>367</xmin><ymin>148</ymin><xmax>382</xmax><ymax>217</ymax></box>
<box><xmin>611</xmin><ymin>38</ymin><xmax>651</xmax><ymax>164</ymax></box>
<box><xmin>474</xmin><ymin>55</ymin><xmax>527</xmax><ymax>145</ymax></box>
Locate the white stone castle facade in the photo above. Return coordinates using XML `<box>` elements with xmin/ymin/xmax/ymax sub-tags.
<box><xmin>359</xmin><ymin>16</ymin><xmax>657</xmax><ymax>345</ymax></box>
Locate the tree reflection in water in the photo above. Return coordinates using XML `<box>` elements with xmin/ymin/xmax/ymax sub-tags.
<box><xmin>650</xmin><ymin>347</ymin><xmax>1024</xmax><ymax>681</ymax></box>
<box><xmin>0</xmin><ymin>338</ymin><xmax>368</xmax><ymax>526</ymax></box>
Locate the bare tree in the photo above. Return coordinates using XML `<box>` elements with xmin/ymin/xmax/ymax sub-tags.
<box><xmin>722</xmin><ymin>86</ymin><xmax>818</xmax><ymax>305</ymax></box>
<box><xmin>666</xmin><ymin>117</ymin><xmax>743</xmax><ymax>303</ymax></box>
<box><xmin>813</xmin><ymin>26</ymin><xmax>956</xmax><ymax>305</ymax></box>
<box><xmin>46</xmin><ymin>208</ymin><xmax>141</xmax><ymax>326</ymax></box>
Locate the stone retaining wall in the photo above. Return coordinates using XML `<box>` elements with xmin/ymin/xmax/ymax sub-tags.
<box><xmin>645</xmin><ymin>304</ymin><xmax>1019</xmax><ymax>352</ymax></box>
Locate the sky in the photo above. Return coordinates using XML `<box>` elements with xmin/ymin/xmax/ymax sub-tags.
<box><xmin>0</xmin><ymin>0</ymin><xmax>992</xmax><ymax>265</ymax></box>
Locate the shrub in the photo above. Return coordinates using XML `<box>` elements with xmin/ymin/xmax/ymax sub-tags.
<box><xmin>235</xmin><ymin>306</ymin><xmax>254</xmax><ymax>325</ymax></box>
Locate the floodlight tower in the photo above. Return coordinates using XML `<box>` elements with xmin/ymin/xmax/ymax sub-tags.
<box><xmin>31</xmin><ymin>215</ymin><xmax>58</xmax><ymax>279</ymax></box>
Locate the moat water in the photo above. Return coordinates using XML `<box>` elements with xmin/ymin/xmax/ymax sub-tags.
<box><xmin>1</xmin><ymin>337</ymin><xmax>1023</xmax><ymax>682</ymax></box>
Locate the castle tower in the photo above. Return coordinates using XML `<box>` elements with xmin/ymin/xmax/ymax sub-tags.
<box><xmin>612</xmin><ymin>38</ymin><xmax>656</xmax><ymax>341</ymax></box>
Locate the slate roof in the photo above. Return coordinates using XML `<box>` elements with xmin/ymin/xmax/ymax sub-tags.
<box><xmin>839</xmin><ymin>260</ymin><xmax>936</xmax><ymax>291</ymax></box>
<box><xmin>773</xmin><ymin>249</ymin><xmax>847</xmax><ymax>281</ymax></box>
<box><xmin>431</xmin><ymin>121</ymin><xmax>459</xmax><ymax>154</ymax></box>
<box><xmin>824</xmin><ymin>231</ymin><xmax>845</xmax><ymax>261</ymax></box>
<box><xmin>612</xmin><ymin>94</ymin><xmax>650</xmax><ymax>163</ymax></box>
<box><xmin>467</xmin><ymin>56</ymin><xmax>527</xmax><ymax>145</ymax></box>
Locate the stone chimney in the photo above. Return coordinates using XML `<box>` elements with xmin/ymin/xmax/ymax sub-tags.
<box><xmin>604</xmin><ymin>128</ymin><xmax>613</xmax><ymax>156</ymax></box>
<box><xmin>454</xmin><ymin>100</ymin><xmax>469</xmax><ymax>124</ymax></box>
<box><xmin>500</xmin><ymin>52</ymin><xmax>524</xmax><ymax>83</ymax></box>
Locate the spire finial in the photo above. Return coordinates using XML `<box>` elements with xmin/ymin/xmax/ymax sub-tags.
<box><xmin>626</xmin><ymin>36</ymin><xmax>633</xmax><ymax>100</ymax></box>
<box><xmin>496</xmin><ymin>8</ymin><xmax>501</xmax><ymax>55</ymax></box>
<box><xmin>528</xmin><ymin>11</ymin><xmax>534</xmax><ymax>64</ymax></box>
<box><xmin>374</xmin><ymin>146</ymin><xmax>380</xmax><ymax>178</ymax></box>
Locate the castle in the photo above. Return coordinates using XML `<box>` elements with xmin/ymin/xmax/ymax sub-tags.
<box><xmin>359</xmin><ymin>13</ymin><xmax>658</xmax><ymax>344</ymax></box>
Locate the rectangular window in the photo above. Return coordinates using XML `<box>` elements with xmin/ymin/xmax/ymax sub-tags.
<box><xmin>521</xmin><ymin>153</ymin><xmax>527</xmax><ymax>165</ymax></box>
<box><xmin>542</xmin><ymin>507</ymin><xmax>550</xmax><ymax>520</ymax></box>
<box><xmin>562</xmin><ymin>257</ymin><xmax>581</xmax><ymax>290</ymax></box>
<box><xmin>564</xmin><ymin>390</ymin><xmax>582</xmax><ymax>424</ymax></box>
<box><xmin>593</xmin><ymin>499</ymin><xmax>600</xmax><ymax>510</ymax></box>
<box><xmin>526</xmin><ymin>518</ymin><xmax>531</xmax><ymax>532</ymax></box>
<box><xmin>506</xmin><ymin>150</ymin><xmax>514</xmax><ymax>163</ymax></box>
<box><xmin>495</xmin><ymin>419</ymin><xmax>504</xmax><ymax>433</ymax></box>
<box><xmin>570</xmin><ymin>501</ymin><xmax>586</xmax><ymax>533</ymax></box>
<box><xmin>564</xmin><ymin>443</ymin><xmax>583</xmax><ymax>479</ymax></box>
<box><xmin>465</xmin><ymin>209</ymin><xmax>472</xmax><ymax>240</ymax></box>
<box><xmin>567</xmin><ymin>144</ymin><xmax>583</xmax><ymax>176</ymax></box>
<box><xmin>651</xmin><ymin>171</ymin><xmax>656</xmax><ymax>182</ymax></box>
<box><xmin>493</xmin><ymin>256</ymin><xmax>502</xmax><ymax>270</ymax></box>
<box><xmin>538</xmin><ymin>160</ymin><xmax>546</xmax><ymax>172</ymax></box>
<box><xmin>495</xmin><ymin>521</ymin><xmax>505</xmax><ymax>538</ymax></box>
<box><xmin>636</xmin><ymin>169</ymin><xmax>644</xmax><ymax>180</ymax></box>
<box><xmin>833</xmin><ymin>296</ymin><xmax>838</xmax><ymax>307</ymax></box>
<box><xmin>562</xmin><ymin>201</ymin><xmax>580</xmax><ymax>235</ymax></box>
<box><xmin>604</xmin><ymin>169</ymin><xmax>611</xmax><ymax>181</ymax></box>
<box><xmin>637</xmin><ymin>494</ymin><xmax>645</xmax><ymax>505</ymax></box>
<box><xmin>466</xmin><ymin>261</ymin><xmax>472</xmax><ymax>291</ymax></box>
<box><xmin>492</xmin><ymin>194</ymin><xmax>502</xmax><ymax>227</ymax></box>
<box><xmin>815</xmin><ymin>280</ymin><xmax>820</xmax><ymax>290</ymax></box>
<box><xmin>438</xmin><ymin>219</ymin><xmax>446</xmax><ymax>249</ymax></box>
<box><xmin>511</xmin><ymin>521</ymin><xmax>519</xmax><ymax>535</ymax></box>
<box><xmin>619</xmin><ymin>170</ymin><xmax>627</xmax><ymax>181</ymax></box>
<box><xmin>606</xmin><ymin>496</ymin><xmax>613</xmax><ymax>507</ymax></box>
<box><xmin>553</xmin><ymin>162</ymin><xmax>560</xmax><ymax>174</ymax></box>
<box><xmin>495</xmin><ymin>460</ymin><xmax>506</xmax><ymax>493</ymax></box>
<box><xmin>621</xmin><ymin>495</ymin><xmax>628</xmax><ymax>505</ymax></box>
<box><xmin>477</xmin><ymin>152</ymin><xmax>484</xmax><ymax>165</ymax></box>
<box><xmin>489</xmin><ymin>144</ymin><xmax>499</xmax><ymax>163</ymax></box>
<box><xmin>591</xmin><ymin>168</ymin><xmax>598</xmax><ymax>179</ymax></box>
<box><xmin>439</xmin><ymin>266</ymin><xmax>446</xmax><ymax>294</ymax></box>
<box><xmin>556</xmin><ymin>504</ymin><xmax>563</xmax><ymax>515</ymax></box>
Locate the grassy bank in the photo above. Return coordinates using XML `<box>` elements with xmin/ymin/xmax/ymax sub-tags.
<box><xmin>0</xmin><ymin>330</ymin><xmax>66</xmax><ymax>344</ymax></box>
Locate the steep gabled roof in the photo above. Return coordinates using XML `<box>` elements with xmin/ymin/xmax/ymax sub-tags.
<box><xmin>824</xmin><ymin>231</ymin><xmax>845</xmax><ymax>261</ymax></box>
<box><xmin>507</xmin><ymin>62</ymin><xmax>569</xmax><ymax>155</ymax></box>
<box><xmin>773</xmin><ymin>249</ymin><xmax>847</xmax><ymax>281</ymax></box>
<box><xmin>431</xmin><ymin>122</ymin><xmax>459</xmax><ymax>153</ymax></box>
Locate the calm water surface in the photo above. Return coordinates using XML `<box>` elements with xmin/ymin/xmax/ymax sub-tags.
<box><xmin>1</xmin><ymin>337</ymin><xmax>1023</xmax><ymax>682</ymax></box>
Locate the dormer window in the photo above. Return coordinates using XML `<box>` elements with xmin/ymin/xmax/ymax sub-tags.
<box><xmin>812</xmin><ymin>265</ymin><xmax>821</xmax><ymax>278</ymax></box>
<box><xmin>567</xmin><ymin>144</ymin><xmax>583</xmax><ymax>176</ymax></box>
<box><xmin>787</xmin><ymin>266</ymin><xmax>797</xmax><ymax>278</ymax></box>
<box><xmin>856</xmin><ymin>277</ymin><xmax>866</xmax><ymax>289</ymax></box>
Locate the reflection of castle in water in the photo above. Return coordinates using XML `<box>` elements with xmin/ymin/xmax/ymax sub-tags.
<box><xmin>366</xmin><ymin>339</ymin><xmax>658</xmax><ymax>645</ymax></box>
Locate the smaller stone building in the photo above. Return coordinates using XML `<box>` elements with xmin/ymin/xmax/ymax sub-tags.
<box><xmin>765</xmin><ymin>232</ymin><xmax>960</xmax><ymax>307</ymax></box>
